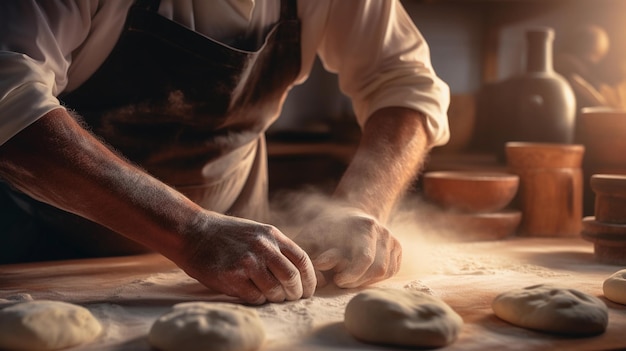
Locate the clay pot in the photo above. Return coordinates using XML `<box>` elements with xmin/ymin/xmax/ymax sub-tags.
<box><xmin>590</xmin><ymin>174</ymin><xmax>626</xmax><ymax>224</ymax></box>
<box><xmin>506</xmin><ymin>142</ymin><xmax>585</xmax><ymax>237</ymax></box>
<box><xmin>506</xmin><ymin>142</ymin><xmax>584</xmax><ymax>169</ymax></box>
<box><xmin>422</xmin><ymin>171</ymin><xmax>519</xmax><ymax>213</ymax></box>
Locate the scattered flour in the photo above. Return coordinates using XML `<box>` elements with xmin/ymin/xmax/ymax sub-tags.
<box><xmin>0</xmin><ymin>194</ymin><xmax>616</xmax><ymax>350</ymax></box>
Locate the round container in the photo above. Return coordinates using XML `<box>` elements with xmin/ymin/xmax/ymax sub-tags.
<box><xmin>581</xmin><ymin>216</ymin><xmax>626</xmax><ymax>265</ymax></box>
<box><xmin>578</xmin><ymin>108</ymin><xmax>626</xmax><ymax>169</ymax></box>
<box><xmin>506</xmin><ymin>142</ymin><xmax>584</xmax><ymax>169</ymax></box>
<box><xmin>590</xmin><ymin>174</ymin><xmax>626</xmax><ymax>224</ymax></box>
<box><xmin>577</xmin><ymin>108</ymin><xmax>626</xmax><ymax>215</ymax></box>
<box><xmin>422</xmin><ymin>171</ymin><xmax>519</xmax><ymax>213</ymax></box>
<box><xmin>506</xmin><ymin>142</ymin><xmax>585</xmax><ymax>237</ymax></box>
<box><xmin>443</xmin><ymin>210</ymin><xmax>522</xmax><ymax>241</ymax></box>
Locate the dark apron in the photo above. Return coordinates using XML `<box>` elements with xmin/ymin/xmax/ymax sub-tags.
<box><xmin>0</xmin><ymin>0</ymin><xmax>301</xmax><ymax>262</ymax></box>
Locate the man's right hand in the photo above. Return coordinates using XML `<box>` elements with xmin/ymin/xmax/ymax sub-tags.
<box><xmin>0</xmin><ymin>108</ymin><xmax>316</xmax><ymax>305</ymax></box>
<box><xmin>176</xmin><ymin>213</ymin><xmax>317</xmax><ymax>305</ymax></box>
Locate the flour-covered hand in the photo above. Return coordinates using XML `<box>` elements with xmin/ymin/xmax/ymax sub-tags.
<box><xmin>178</xmin><ymin>213</ymin><xmax>317</xmax><ymax>305</ymax></box>
<box><xmin>293</xmin><ymin>208</ymin><xmax>402</xmax><ymax>288</ymax></box>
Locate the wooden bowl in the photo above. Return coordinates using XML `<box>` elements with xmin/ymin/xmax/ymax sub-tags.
<box><xmin>440</xmin><ymin>210</ymin><xmax>522</xmax><ymax>241</ymax></box>
<box><xmin>422</xmin><ymin>171</ymin><xmax>519</xmax><ymax>213</ymax></box>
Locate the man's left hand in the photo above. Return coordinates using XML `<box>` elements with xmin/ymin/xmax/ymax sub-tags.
<box><xmin>292</xmin><ymin>207</ymin><xmax>402</xmax><ymax>288</ymax></box>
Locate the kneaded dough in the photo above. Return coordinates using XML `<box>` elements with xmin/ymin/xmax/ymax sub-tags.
<box><xmin>148</xmin><ymin>302</ymin><xmax>265</xmax><ymax>351</ymax></box>
<box><xmin>603</xmin><ymin>269</ymin><xmax>626</xmax><ymax>305</ymax></box>
<box><xmin>0</xmin><ymin>300</ymin><xmax>102</xmax><ymax>351</ymax></box>
<box><xmin>492</xmin><ymin>284</ymin><xmax>608</xmax><ymax>335</ymax></box>
<box><xmin>344</xmin><ymin>288</ymin><xmax>463</xmax><ymax>348</ymax></box>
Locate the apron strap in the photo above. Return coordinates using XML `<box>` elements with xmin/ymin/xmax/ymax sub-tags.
<box><xmin>133</xmin><ymin>0</ymin><xmax>160</xmax><ymax>12</ymax></box>
<box><xmin>280</xmin><ymin>0</ymin><xmax>298</xmax><ymax>21</ymax></box>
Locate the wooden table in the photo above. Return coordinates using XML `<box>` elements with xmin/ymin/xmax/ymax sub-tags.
<box><xmin>1</xmin><ymin>237</ymin><xmax>626</xmax><ymax>351</ymax></box>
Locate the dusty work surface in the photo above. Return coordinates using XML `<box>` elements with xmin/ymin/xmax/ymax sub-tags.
<box><xmin>2</xmin><ymin>237</ymin><xmax>626</xmax><ymax>351</ymax></box>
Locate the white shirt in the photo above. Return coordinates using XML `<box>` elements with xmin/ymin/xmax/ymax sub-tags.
<box><xmin>0</xmin><ymin>0</ymin><xmax>450</xmax><ymax>146</ymax></box>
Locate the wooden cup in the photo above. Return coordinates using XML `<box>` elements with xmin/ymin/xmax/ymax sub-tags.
<box><xmin>590</xmin><ymin>174</ymin><xmax>626</xmax><ymax>224</ymax></box>
<box><xmin>506</xmin><ymin>142</ymin><xmax>585</xmax><ymax>237</ymax></box>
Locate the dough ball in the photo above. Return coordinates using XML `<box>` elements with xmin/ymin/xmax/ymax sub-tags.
<box><xmin>344</xmin><ymin>288</ymin><xmax>463</xmax><ymax>348</ymax></box>
<box><xmin>492</xmin><ymin>284</ymin><xmax>608</xmax><ymax>335</ymax></box>
<box><xmin>148</xmin><ymin>302</ymin><xmax>265</xmax><ymax>351</ymax></box>
<box><xmin>603</xmin><ymin>269</ymin><xmax>626</xmax><ymax>304</ymax></box>
<box><xmin>0</xmin><ymin>300</ymin><xmax>102</xmax><ymax>351</ymax></box>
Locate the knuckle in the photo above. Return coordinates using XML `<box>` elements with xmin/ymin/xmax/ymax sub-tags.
<box><xmin>237</xmin><ymin>252</ymin><xmax>259</xmax><ymax>268</ymax></box>
<box><xmin>360</xmin><ymin>249</ymin><xmax>376</xmax><ymax>265</ymax></box>
<box><xmin>260</xmin><ymin>224</ymin><xmax>282</xmax><ymax>238</ymax></box>
<box><xmin>355</xmin><ymin>216</ymin><xmax>378</xmax><ymax>233</ymax></box>
<box><xmin>219</xmin><ymin>268</ymin><xmax>248</xmax><ymax>284</ymax></box>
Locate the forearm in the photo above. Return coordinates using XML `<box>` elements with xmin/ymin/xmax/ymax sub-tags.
<box><xmin>333</xmin><ymin>107</ymin><xmax>430</xmax><ymax>223</ymax></box>
<box><xmin>0</xmin><ymin>108</ymin><xmax>203</xmax><ymax>260</ymax></box>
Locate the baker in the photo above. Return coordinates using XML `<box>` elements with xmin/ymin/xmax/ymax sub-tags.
<box><xmin>0</xmin><ymin>0</ymin><xmax>449</xmax><ymax>304</ymax></box>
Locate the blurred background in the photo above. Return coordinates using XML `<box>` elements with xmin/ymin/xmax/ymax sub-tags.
<box><xmin>267</xmin><ymin>0</ymin><xmax>626</xmax><ymax>214</ymax></box>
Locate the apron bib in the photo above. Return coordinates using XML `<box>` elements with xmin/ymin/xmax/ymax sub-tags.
<box><xmin>0</xmin><ymin>0</ymin><xmax>301</xmax><ymax>260</ymax></box>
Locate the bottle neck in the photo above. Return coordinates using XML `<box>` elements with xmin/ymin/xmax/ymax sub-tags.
<box><xmin>525</xmin><ymin>28</ymin><xmax>554</xmax><ymax>73</ymax></box>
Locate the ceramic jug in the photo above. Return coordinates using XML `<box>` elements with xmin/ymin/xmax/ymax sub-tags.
<box><xmin>474</xmin><ymin>27</ymin><xmax>577</xmax><ymax>156</ymax></box>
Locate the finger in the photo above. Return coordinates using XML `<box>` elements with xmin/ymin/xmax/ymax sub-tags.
<box><xmin>188</xmin><ymin>265</ymin><xmax>267</xmax><ymax>305</ymax></box>
<box><xmin>247</xmin><ymin>264</ymin><xmax>287</xmax><ymax>303</ymax></box>
<box><xmin>335</xmin><ymin>227</ymin><xmax>396</xmax><ymax>288</ymax></box>
<box><xmin>277</xmin><ymin>238</ymin><xmax>317</xmax><ymax>299</ymax></box>
<box><xmin>334</xmin><ymin>252</ymin><xmax>379</xmax><ymax>288</ymax></box>
<box><xmin>258</xmin><ymin>250</ymin><xmax>303</xmax><ymax>302</ymax></box>
<box><xmin>352</xmin><ymin>237</ymin><xmax>401</xmax><ymax>286</ymax></box>
<box><xmin>311</xmin><ymin>248</ymin><xmax>344</xmax><ymax>271</ymax></box>
<box><xmin>217</xmin><ymin>274</ymin><xmax>267</xmax><ymax>305</ymax></box>
<box><xmin>334</xmin><ymin>231</ymin><xmax>380</xmax><ymax>288</ymax></box>
<box><xmin>377</xmin><ymin>236</ymin><xmax>401</xmax><ymax>282</ymax></box>
<box><xmin>389</xmin><ymin>237</ymin><xmax>403</xmax><ymax>277</ymax></box>
<box><xmin>238</xmin><ymin>280</ymin><xmax>268</xmax><ymax>305</ymax></box>
<box><xmin>217</xmin><ymin>250</ymin><xmax>281</xmax><ymax>304</ymax></box>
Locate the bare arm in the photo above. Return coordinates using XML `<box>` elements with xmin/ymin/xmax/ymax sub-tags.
<box><xmin>0</xmin><ymin>108</ymin><xmax>199</xmax><ymax>257</ymax></box>
<box><xmin>294</xmin><ymin>106</ymin><xmax>430</xmax><ymax>287</ymax></box>
<box><xmin>334</xmin><ymin>106</ymin><xmax>430</xmax><ymax>223</ymax></box>
<box><xmin>0</xmin><ymin>108</ymin><xmax>316</xmax><ymax>303</ymax></box>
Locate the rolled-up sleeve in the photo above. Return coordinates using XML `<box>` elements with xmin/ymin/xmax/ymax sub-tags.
<box><xmin>316</xmin><ymin>0</ymin><xmax>450</xmax><ymax>146</ymax></box>
<box><xmin>0</xmin><ymin>52</ymin><xmax>62</xmax><ymax>145</ymax></box>
<box><xmin>0</xmin><ymin>1</ymin><xmax>97</xmax><ymax>146</ymax></box>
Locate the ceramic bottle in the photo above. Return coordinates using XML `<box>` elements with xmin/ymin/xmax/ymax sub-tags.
<box><xmin>474</xmin><ymin>27</ymin><xmax>577</xmax><ymax>155</ymax></box>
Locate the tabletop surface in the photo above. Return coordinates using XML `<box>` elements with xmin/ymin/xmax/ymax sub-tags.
<box><xmin>1</xmin><ymin>236</ymin><xmax>626</xmax><ymax>351</ymax></box>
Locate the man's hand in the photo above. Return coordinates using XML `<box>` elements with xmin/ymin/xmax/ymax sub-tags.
<box><xmin>283</xmin><ymin>107</ymin><xmax>428</xmax><ymax>289</ymax></box>
<box><xmin>0</xmin><ymin>109</ymin><xmax>316</xmax><ymax>305</ymax></box>
<box><xmin>178</xmin><ymin>214</ymin><xmax>317</xmax><ymax>305</ymax></box>
<box><xmin>292</xmin><ymin>207</ymin><xmax>401</xmax><ymax>288</ymax></box>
